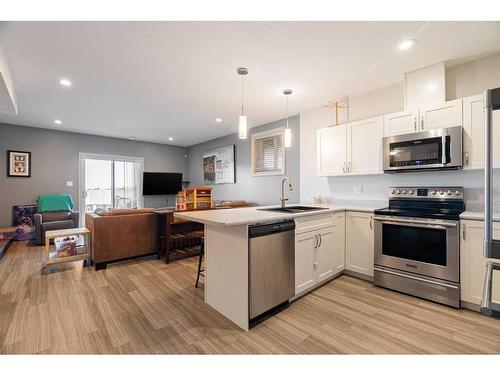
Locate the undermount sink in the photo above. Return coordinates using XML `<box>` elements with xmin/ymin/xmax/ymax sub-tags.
<box><xmin>257</xmin><ymin>205</ymin><xmax>329</xmax><ymax>214</ymax></box>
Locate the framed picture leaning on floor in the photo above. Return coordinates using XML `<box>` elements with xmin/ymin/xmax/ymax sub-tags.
<box><xmin>7</xmin><ymin>150</ymin><xmax>31</xmax><ymax>177</ymax></box>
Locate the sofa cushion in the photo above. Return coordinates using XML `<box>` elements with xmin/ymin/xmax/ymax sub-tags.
<box><xmin>41</xmin><ymin>220</ymin><xmax>75</xmax><ymax>232</ymax></box>
<box><xmin>42</xmin><ymin>211</ymin><xmax>72</xmax><ymax>221</ymax></box>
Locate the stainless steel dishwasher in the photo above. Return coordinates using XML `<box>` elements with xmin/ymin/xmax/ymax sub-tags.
<box><xmin>248</xmin><ymin>220</ymin><xmax>295</xmax><ymax>319</ymax></box>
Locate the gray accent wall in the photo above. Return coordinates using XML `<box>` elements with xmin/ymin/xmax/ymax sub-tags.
<box><xmin>187</xmin><ymin>115</ymin><xmax>300</xmax><ymax>206</ymax></box>
<box><xmin>0</xmin><ymin>123</ymin><xmax>188</xmax><ymax>227</ymax></box>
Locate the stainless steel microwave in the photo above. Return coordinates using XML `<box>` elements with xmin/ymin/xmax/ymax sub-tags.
<box><xmin>383</xmin><ymin>126</ymin><xmax>463</xmax><ymax>172</ymax></box>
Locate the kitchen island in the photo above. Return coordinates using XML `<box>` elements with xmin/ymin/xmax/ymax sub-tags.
<box><xmin>175</xmin><ymin>203</ymin><xmax>381</xmax><ymax>330</ymax></box>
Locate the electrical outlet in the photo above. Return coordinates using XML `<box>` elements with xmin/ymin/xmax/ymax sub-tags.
<box><xmin>66</xmin><ymin>181</ymin><xmax>73</xmax><ymax>187</ymax></box>
<box><xmin>353</xmin><ymin>185</ymin><xmax>363</xmax><ymax>194</ymax></box>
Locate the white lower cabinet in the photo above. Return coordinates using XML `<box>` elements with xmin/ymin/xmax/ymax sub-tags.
<box><xmin>295</xmin><ymin>230</ymin><xmax>318</xmax><ymax>294</ymax></box>
<box><xmin>345</xmin><ymin>211</ymin><xmax>374</xmax><ymax>277</ymax></box>
<box><xmin>460</xmin><ymin>219</ymin><xmax>500</xmax><ymax>305</ymax></box>
<box><xmin>294</xmin><ymin>213</ymin><xmax>345</xmax><ymax>295</ymax></box>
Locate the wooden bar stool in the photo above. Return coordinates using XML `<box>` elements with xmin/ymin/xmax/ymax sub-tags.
<box><xmin>195</xmin><ymin>238</ymin><xmax>204</xmax><ymax>288</ymax></box>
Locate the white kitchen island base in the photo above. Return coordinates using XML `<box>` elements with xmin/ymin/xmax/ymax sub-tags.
<box><xmin>204</xmin><ymin>223</ymin><xmax>250</xmax><ymax>331</ymax></box>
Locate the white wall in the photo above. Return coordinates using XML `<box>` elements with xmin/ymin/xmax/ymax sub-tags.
<box><xmin>300</xmin><ymin>51</ymin><xmax>500</xmax><ymax>208</ymax></box>
<box><xmin>446</xmin><ymin>52</ymin><xmax>500</xmax><ymax>100</ymax></box>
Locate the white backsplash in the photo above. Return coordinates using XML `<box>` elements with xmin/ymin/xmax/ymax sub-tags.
<box><xmin>322</xmin><ymin>169</ymin><xmax>500</xmax><ymax>213</ymax></box>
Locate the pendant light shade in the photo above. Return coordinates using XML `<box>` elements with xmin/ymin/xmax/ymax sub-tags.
<box><xmin>283</xmin><ymin>89</ymin><xmax>293</xmax><ymax>148</ymax></box>
<box><xmin>237</xmin><ymin>67</ymin><xmax>248</xmax><ymax>139</ymax></box>
<box><xmin>284</xmin><ymin>128</ymin><xmax>292</xmax><ymax>148</ymax></box>
<box><xmin>239</xmin><ymin>115</ymin><xmax>248</xmax><ymax>139</ymax></box>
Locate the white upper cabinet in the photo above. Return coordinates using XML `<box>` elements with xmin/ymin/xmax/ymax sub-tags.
<box><xmin>316</xmin><ymin>116</ymin><xmax>383</xmax><ymax>177</ymax></box>
<box><xmin>419</xmin><ymin>98</ymin><xmax>463</xmax><ymax>131</ymax></box>
<box><xmin>463</xmin><ymin>93</ymin><xmax>500</xmax><ymax>169</ymax></box>
<box><xmin>383</xmin><ymin>110</ymin><xmax>419</xmax><ymax>137</ymax></box>
<box><xmin>316</xmin><ymin>124</ymin><xmax>347</xmax><ymax>176</ymax></box>
<box><xmin>347</xmin><ymin>116</ymin><xmax>384</xmax><ymax>175</ymax></box>
<box><xmin>383</xmin><ymin>99</ymin><xmax>463</xmax><ymax>137</ymax></box>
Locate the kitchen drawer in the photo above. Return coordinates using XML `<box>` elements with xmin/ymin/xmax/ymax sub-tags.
<box><xmin>294</xmin><ymin>213</ymin><xmax>335</xmax><ymax>234</ymax></box>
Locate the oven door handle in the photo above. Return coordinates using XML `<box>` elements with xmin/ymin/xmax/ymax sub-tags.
<box><xmin>373</xmin><ymin>215</ymin><xmax>457</xmax><ymax>229</ymax></box>
<box><xmin>442</xmin><ymin>135</ymin><xmax>448</xmax><ymax>164</ymax></box>
<box><xmin>374</xmin><ymin>266</ymin><xmax>459</xmax><ymax>290</ymax></box>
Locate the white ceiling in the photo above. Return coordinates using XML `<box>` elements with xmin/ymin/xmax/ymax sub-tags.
<box><xmin>0</xmin><ymin>21</ymin><xmax>499</xmax><ymax>147</ymax></box>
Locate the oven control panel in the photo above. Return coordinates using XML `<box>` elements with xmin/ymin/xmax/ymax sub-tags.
<box><xmin>388</xmin><ymin>186</ymin><xmax>464</xmax><ymax>200</ymax></box>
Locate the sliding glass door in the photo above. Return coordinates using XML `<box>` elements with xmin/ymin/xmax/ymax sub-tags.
<box><xmin>79</xmin><ymin>153</ymin><xmax>143</xmax><ymax>223</ymax></box>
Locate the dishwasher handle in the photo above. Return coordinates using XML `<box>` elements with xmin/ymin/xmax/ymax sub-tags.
<box><xmin>249</xmin><ymin>220</ymin><xmax>295</xmax><ymax>238</ymax></box>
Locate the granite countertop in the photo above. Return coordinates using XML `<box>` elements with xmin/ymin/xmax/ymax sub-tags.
<box><xmin>174</xmin><ymin>201</ymin><xmax>385</xmax><ymax>227</ymax></box>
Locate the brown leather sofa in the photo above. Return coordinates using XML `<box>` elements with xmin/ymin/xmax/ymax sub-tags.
<box><xmin>85</xmin><ymin>209</ymin><xmax>157</xmax><ymax>270</ymax></box>
<box><xmin>34</xmin><ymin>211</ymin><xmax>80</xmax><ymax>245</ymax></box>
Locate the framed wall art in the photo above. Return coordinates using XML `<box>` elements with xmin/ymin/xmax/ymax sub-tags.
<box><xmin>203</xmin><ymin>145</ymin><xmax>235</xmax><ymax>184</ymax></box>
<box><xmin>7</xmin><ymin>150</ymin><xmax>31</xmax><ymax>178</ymax></box>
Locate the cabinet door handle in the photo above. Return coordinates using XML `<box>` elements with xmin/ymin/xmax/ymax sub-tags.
<box><xmin>462</xmin><ymin>224</ymin><xmax>466</xmax><ymax>240</ymax></box>
<box><xmin>314</xmin><ymin>234</ymin><xmax>319</xmax><ymax>248</ymax></box>
<box><xmin>347</xmin><ymin>162</ymin><xmax>352</xmax><ymax>173</ymax></box>
<box><xmin>342</xmin><ymin>162</ymin><xmax>346</xmax><ymax>174</ymax></box>
<box><xmin>414</xmin><ymin>117</ymin><xmax>417</xmax><ymax>132</ymax></box>
<box><xmin>318</xmin><ymin>233</ymin><xmax>322</xmax><ymax>248</ymax></box>
<box><xmin>370</xmin><ymin>217</ymin><xmax>373</xmax><ymax>229</ymax></box>
<box><xmin>465</xmin><ymin>151</ymin><xmax>469</xmax><ymax>166</ymax></box>
<box><xmin>420</xmin><ymin>117</ymin><xmax>424</xmax><ymax>130</ymax></box>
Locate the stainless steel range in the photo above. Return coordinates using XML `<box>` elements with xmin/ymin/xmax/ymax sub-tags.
<box><xmin>373</xmin><ymin>186</ymin><xmax>465</xmax><ymax>308</ymax></box>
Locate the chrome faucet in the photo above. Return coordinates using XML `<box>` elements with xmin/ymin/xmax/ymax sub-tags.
<box><xmin>280</xmin><ymin>176</ymin><xmax>293</xmax><ymax>208</ymax></box>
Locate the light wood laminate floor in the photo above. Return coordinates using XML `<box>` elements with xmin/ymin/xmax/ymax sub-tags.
<box><xmin>1</xmin><ymin>241</ymin><xmax>500</xmax><ymax>354</ymax></box>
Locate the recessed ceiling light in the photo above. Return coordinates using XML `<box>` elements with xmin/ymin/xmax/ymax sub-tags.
<box><xmin>215</xmin><ymin>118</ymin><xmax>222</xmax><ymax>123</ymax></box>
<box><xmin>168</xmin><ymin>137</ymin><xmax>174</xmax><ymax>141</ymax></box>
<box><xmin>398</xmin><ymin>39</ymin><xmax>416</xmax><ymax>51</ymax></box>
<box><xmin>53</xmin><ymin>119</ymin><xmax>62</xmax><ymax>125</ymax></box>
<box><xmin>128</xmin><ymin>136</ymin><xmax>136</xmax><ymax>140</ymax></box>
<box><xmin>59</xmin><ymin>78</ymin><xmax>72</xmax><ymax>87</ymax></box>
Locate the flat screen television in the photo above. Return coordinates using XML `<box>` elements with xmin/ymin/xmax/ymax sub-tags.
<box><xmin>143</xmin><ymin>172</ymin><xmax>182</xmax><ymax>195</ymax></box>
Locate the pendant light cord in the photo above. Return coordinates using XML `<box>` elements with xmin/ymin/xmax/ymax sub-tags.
<box><xmin>286</xmin><ymin>94</ymin><xmax>289</xmax><ymax>129</ymax></box>
<box><xmin>241</xmin><ymin>74</ymin><xmax>244</xmax><ymax>116</ymax></box>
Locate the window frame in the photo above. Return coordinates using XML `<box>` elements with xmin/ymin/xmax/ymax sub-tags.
<box><xmin>78</xmin><ymin>152</ymin><xmax>144</xmax><ymax>225</ymax></box>
<box><xmin>251</xmin><ymin>127</ymin><xmax>286</xmax><ymax>177</ymax></box>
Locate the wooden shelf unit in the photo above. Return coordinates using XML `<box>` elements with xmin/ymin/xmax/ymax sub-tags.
<box><xmin>155</xmin><ymin>210</ymin><xmax>204</xmax><ymax>264</ymax></box>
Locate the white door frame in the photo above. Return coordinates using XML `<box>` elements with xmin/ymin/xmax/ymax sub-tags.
<box><xmin>78</xmin><ymin>152</ymin><xmax>144</xmax><ymax>225</ymax></box>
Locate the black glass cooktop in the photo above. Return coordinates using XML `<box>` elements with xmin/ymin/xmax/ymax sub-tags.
<box><xmin>374</xmin><ymin>207</ymin><xmax>464</xmax><ymax>221</ymax></box>
<box><xmin>375</xmin><ymin>198</ymin><xmax>465</xmax><ymax>221</ymax></box>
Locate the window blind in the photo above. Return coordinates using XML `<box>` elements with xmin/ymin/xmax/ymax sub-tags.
<box><xmin>253</xmin><ymin>133</ymin><xmax>284</xmax><ymax>173</ymax></box>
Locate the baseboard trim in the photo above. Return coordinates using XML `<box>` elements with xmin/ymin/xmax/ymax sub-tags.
<box><xmin>290</xmin><ymin>271</ymin><xmax>344</xmax><ymax>302</ymax></box>
<box><xmin>343</xmin><ymin>269</ymin><xmax>374</xmax><ymax>282</ymax></box>
<box><xmin>94</xmin><ymin>252</ymin><xmax>157</xmax><ymax>271</ymax></box>
<box><xmin>461</xmin><ymin>301</ymin><xmax>480</xmax><ymax>312</ymax></box>
<box><xmin>0</xmin><ymin>239</ymin><xmax>13</xmax><ymax>260</ymax></box>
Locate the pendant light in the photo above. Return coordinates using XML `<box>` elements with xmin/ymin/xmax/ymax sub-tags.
<box><xmin>283</xmin><ymin>89</ymin><xmax>292</xmax><ymax>148</ymax></box>
<box><xmin>237</xmin><ymin>67</ymin><xmax>248</xmax><ymax>139</ymax></box>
